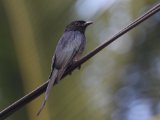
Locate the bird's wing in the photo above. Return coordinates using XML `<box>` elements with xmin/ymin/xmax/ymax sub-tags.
<box><xmin>54</xmin><ymin>31</ymin><xmax>85</xmax><ymax>81</ymax></box>
<box><xmin>37</xmin><ymin>31</ymin><xmax>85</xmax><ymax>115</ymax></box>
<box><xmin>54</xmin><ymin>31</ymin><xmax>85</xmax><ymax>69</ymax></box>
<box><xmin>48</xmin><ymin>31</ymin><xmax>82</xmax><ymax>78</ymax></box>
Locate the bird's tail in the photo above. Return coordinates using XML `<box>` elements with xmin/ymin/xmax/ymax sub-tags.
<box><xmin>37</xmin><ymin>69</ymin><xmax>58</xmax><ymax>116</ymax></box>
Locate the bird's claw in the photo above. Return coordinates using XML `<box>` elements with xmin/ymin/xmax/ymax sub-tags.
<box><xmin>69</xmin><ymin>71</ymin><xmax>72</xmax><ymax>75</ymax></box>
<box><xmin>55</xmin><ymin>79</ymin><xmax>59</xmax><ymax>84</ymax></box>
<box><xmin>78</xmin><ymin>65</ymin><xmax>81</xmax><ymax>70</ymax></box>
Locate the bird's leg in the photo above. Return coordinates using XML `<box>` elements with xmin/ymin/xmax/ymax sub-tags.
<box><xmin>66</xmin><ymin>54</ymin><xmax>82</xmax><ymax>76</ymax></box>
<box><xmin>66</xmin><ymin>63</ymin><xmax>73</xmax><ymax>75</ymax></box>
<box><xmin>78</xmin><ymin>65</ymin><xmax>81</xmax><ymax>70</ymax></box>
<box><xmin>68</xmin><ymin>66</ymin><xmax>72</xmax><ymax>75</ymax></box>
<box><xmin>73</xmin><ymin>55</ymin><xmax>82</xmax><ymax>70</ymax></box>
<box><xmin>54</xmin><ymin>79</ymin><xmax>59</xmax><ymax>84</ymax></box>
<box><xmin>73</xmin><ymin>59</ymin><xmax>81</xmax><ymax>70</ymax></box>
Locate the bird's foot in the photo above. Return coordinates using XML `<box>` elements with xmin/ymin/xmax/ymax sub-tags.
<box><xmin>78</xmin><ymin>65</ymin><xmax>81</xmax><ymax>70</ymax></box>
<box><xmin>73</xmin><ymin>59</ymin><xmax>81</xmax><ymax>70</ymax></box>
<box><xmin>68</xmin><ymin>71</ymin><xmax>72</xmax><ymax>75</ymax></box>
<box><xmin>55</xmin><ymin>79</ymin><xmax>59</xmax><ymax>84</ymax></box>
<box><xmin>66</xmin><ymin>65</ymin><xmax>73</xmax><ymax>75</ymax></box>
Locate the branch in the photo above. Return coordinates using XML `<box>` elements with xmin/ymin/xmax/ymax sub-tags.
<box><xmin>0</xmin><ymin>2</ymin><xmax>160</xmax><ymax>119</ymax></box>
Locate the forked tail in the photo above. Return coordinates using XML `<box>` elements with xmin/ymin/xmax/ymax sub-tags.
<box><xmin>37</xmin><ymin>69</ymin><xmax>58</xmax><ymax>116</ymax></box>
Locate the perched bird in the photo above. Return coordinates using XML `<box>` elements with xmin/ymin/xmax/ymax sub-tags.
<box><xmin>37</xmin><ymin>20</ymin><xmax>92</xmax><ymax>115</ymax></box>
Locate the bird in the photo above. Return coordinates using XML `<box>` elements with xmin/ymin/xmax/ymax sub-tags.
<box><xmin>37</xmin><ymin>20</ymin><xmax>93</xmax><ymax>115</ymax></box>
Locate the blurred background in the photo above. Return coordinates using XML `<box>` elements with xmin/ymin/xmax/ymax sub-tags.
<box><xmin>0</xmin><ymin>0</ymin><xmax>160</xmax><ymax>120</ymax></box>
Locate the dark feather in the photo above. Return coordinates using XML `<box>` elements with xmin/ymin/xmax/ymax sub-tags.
<box><xmin>37</xmin><ymin>20</ymin><xmax>92</xmax><ymax>115</ymax></box>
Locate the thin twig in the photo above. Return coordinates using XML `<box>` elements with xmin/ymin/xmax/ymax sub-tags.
<box><xmin>0</xmin><ymin>2</ymin><xmax>160</xmax><ymax>119</ymax></box>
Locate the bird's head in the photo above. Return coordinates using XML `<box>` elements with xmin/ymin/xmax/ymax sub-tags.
<box><xmin>65</xmin><ymin>20</ymin><xmax>93</xmax><ymax>33</ymax></box>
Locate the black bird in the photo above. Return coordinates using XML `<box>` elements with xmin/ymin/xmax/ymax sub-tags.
<box><xmin>37</xmin><ymin>20</ymin><xmax>92</xmax><ymax>115</ymax></box>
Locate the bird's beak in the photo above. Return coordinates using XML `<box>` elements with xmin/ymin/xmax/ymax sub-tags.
<box><xmin>85</xmin><ymin>21</ymin><xmax>93</xmax><ymax>26</ymax></box>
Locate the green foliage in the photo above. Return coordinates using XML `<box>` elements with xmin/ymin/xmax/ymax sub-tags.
<box><xmin>0</xmin><ymin>0</ymin><xmax>160</xmax><ymax>120</ymax></box>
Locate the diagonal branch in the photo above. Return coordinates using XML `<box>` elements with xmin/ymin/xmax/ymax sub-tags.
<box><xmin>0</xmin><ymin>2</ymin><xmax>160</xmax><ymax>119</ymax></box>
